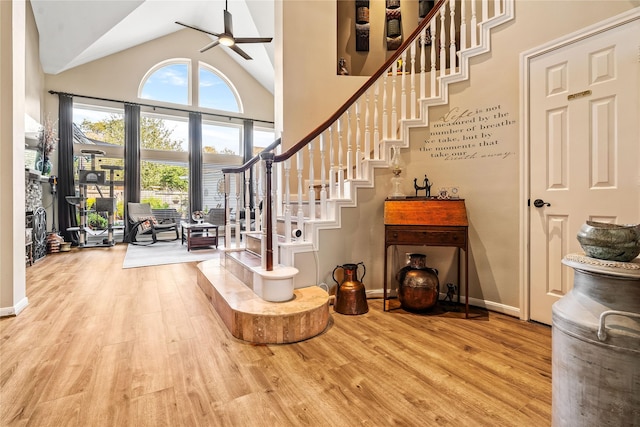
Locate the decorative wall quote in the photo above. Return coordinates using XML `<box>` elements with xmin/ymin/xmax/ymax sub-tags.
<box><xmin>421</xmin><ymin>104</ymin><xmax>517</xmax><ymax>161</ymax></box>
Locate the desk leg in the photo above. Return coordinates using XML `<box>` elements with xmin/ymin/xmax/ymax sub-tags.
<box><xmin>464</xmin><ymin>248</ymin><xmax>469</xmax><ymax>318</ymax></box>
<box><xmin>457</xmin><ymin>247</ymin><xmax>469</xmax><ymax>318</ymax></box>
<box><xmin>383</xmin><ymin>244</ymin><xmax>389</xmax><ymax>311</ymax></box>
<box><xmin>457</xmin><ymin>247</ymin><xmax>461</xmax><ymax>307</ymax></box>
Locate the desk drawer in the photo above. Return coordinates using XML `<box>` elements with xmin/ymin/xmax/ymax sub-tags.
<box><xmin>385</xmin><ymin>227</ymin><xmax>466</xmax><ymax>247</ymax></box>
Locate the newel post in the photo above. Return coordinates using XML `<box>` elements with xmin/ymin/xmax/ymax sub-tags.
<box><xmin>260</xmin><ymin>152</ymin><xmax>274</xmax><ymax>271</ymax></box>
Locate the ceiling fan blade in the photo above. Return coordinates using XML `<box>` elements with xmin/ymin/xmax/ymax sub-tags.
<box><xmin>223</xmin><ymin>9</ymin><xmax>233</xmax><ymax>36</ymax></box>
<box><xmin>175</xmin><ymin>21</ymin><xmax>220</xmax><ymax>38</ymax></box>
<box><xmin>230</xmin><ymin>44</ymin><xmax>252</xmax><ymax>60</ymax></box>
<box><xmin>200</xmin><ymin>40</ymin><xmax>220</xmax><ymax>53</ymax></box>
<box><xmin>234</xmin><ymin>37</ymin><xmax>273</xmax><ymax>44</ymax></box>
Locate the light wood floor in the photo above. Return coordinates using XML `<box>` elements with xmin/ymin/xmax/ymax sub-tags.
<box><xmin>1</xmin><ymin>244</ymin><xmax>552</xmax><ymax>426</ymax></box>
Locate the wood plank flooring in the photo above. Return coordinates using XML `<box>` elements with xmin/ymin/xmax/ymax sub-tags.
<box><xmin>1</xmin><ymin>244</ymin><xmax>552</xmax><ymax>426</ymax></box>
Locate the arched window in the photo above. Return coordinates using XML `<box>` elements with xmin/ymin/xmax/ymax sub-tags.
<box><xmin>139</xmin><ymin>60</ymin><xmax>242</xmax><ymax>114</ymax></box>
<box><xmin>139</xmin><ymin>60</ymin><xmax>190</xmax><ymax>105</ymax></box>
<box><xmin>198</xmin><ymin>64</ymin><xmax>241</xmax><ymax>113</ymax></box>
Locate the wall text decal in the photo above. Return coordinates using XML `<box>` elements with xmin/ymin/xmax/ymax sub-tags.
<box><xmin>421</xmin><ymin>104</ymin><xmax>517</xmax><ymax>161</ymax></box>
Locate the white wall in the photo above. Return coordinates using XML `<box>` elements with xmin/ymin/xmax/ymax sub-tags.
<box><xmin>0</xmin><ymin>0</ymin><xmax>28</xmax><ymax>316</ymax></box>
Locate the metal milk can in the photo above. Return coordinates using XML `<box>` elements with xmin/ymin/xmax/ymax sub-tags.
<box><xmin>553</xmin><ymin>254</ymin><xmax>640</xmax><ymax>426</ymax></box>
<box><xmin>332</xmin><ymin>262</ymin><xmax>369</xmax><ymax>315</ymax></box>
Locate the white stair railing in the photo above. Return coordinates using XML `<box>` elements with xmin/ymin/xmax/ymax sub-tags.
<box><xmin>223</xmin><ymin>0</ymin><xmax>514</xmax><ymax>274</ymax></box>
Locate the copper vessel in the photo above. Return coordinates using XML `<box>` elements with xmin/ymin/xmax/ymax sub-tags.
<box><xmin>332</xmin><ymin>262</ymin><xmax>369</xmax><ymax>315</ymax></box>
<box><xmin>396</xmin><ymin>253</ymin><xmax>439</xmax><ymax>312</ymax></box>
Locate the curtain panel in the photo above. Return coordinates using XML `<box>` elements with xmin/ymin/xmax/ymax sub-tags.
<box><xmin>124</xmin><ymin>103</ymin><xmax>141</xmax><ymax>238</ymax></box>
<box><xmin>57</xmin><ymin>93</ymin><xmax>78</xmax><ymax>244</ymax></box>
<box><xmin>189</xmin><ymin>112</ymin><xmax>203</xmax><ymax>213</ymax></box>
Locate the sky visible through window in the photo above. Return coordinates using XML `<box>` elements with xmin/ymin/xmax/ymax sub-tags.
<box><xmin>199</xmin><ymin>68</ymin><xmax>239</xmax><ymax>112</ymax></box>
<box><xmin>141</xmin><ymin>63</ymin><xmax>189</xmax><ymax>105</ymax></box>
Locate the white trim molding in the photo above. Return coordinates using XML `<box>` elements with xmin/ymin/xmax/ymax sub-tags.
<box><xmin>0</xmin><ymin>297</ymin><xmax>29</xmax><ymax>317</ymax></box>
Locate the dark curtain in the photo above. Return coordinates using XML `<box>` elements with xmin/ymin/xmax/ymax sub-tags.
<box><xmin>189</xmin><ymin>112</ymin><xmax>203</xmax><ymax>213</ymax></box>
<box><xmin>124</xmin><ymin>103</ymin><xmax>141</xmax><ymax>238</ymax></box>
<box><xmin>57</xmin><ymin>94</ymin><xmax>78</xmax><ymax>244</ymax></box>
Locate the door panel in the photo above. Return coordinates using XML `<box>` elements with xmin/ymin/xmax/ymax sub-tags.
<box><xmin>529</xmin><ymin>19</ymin><xmax>639</xmax><ymax>325</ymax></box>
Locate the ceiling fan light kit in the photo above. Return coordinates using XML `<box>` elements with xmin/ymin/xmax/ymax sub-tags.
<box><xmin>176</xmin><ymin>0</ymin><xmax>272</xmax><ymax>60</ymax></box>
<box><xmin>219</xmin><ymin>35</ymin><xmax>235</xmax><ymax>47</ymax></box>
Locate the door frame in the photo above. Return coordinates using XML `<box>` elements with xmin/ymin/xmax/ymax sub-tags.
<box><xmin>518</xmin><ymin>8</ymin><xmax>640</xmax><ymax>321</ymax></box>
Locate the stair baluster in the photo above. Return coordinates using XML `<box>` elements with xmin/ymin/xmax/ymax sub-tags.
<box><xmin>284</xmin><ymin>158</ymin><xmax>292</xmax><ymax>243</ymax></box>
<box><xmin>439</xmin><ymin>4</ymin><xmax>447</xmax><ymax>78</ymax></box>
<box><xmin>430</xmin><ymin>19</ymin><xmax>437</xmax><ymax>98</ymax></box>
<box><xmin>244</xmin><ymin>169</ymin><xmax>251</xmax><ymax>232</ymax></box>
<box><xmin>308</xmin><ymin>140</ymin><xmax>316</xmax><ymax>221</ymax></box>
<box><xmin>319</xmin><ymin>132</ymin><xmax>328</xmax><ymax>220</ymax></box>
<box><xmin>337</xmin><ymin>118</ymin><xmax>344</xmax><ymax>199</ymax></box>
<box><xmin>449</xmin><ymin>0</ymin><xmax>457</xmax><ymax>71</ymax></box>
<box><xmin>355</xmin><ymin>101</ymin><xmax>362</xmax><ymax>180</ymax></box>
<box><xmin>364</xmin><ymin>92</ymin><xmax>371</xmax><ymax>166</ymax></box>
<box><xmin>296</xmin><ymin>151</ymin><xmax>304</xmax><ymax>238</ymax></box>
<box><xmin>346</xmin><ymin>107</ymin><xmax>353</xmax><ymax>180</ymax></box>
<box><xmin>410</xmin><ymin>42</ymin><xmax>416</xmax><ymax>120</ymax></box>
<box><xmin>373</xmin><ymin>82</ymin><xmax>380</xmax><ymax>160</ymax></box>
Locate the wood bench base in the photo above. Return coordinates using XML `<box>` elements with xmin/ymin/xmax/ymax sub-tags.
<box><xmin>196</xmin><ymin>259</ymin><xmax>330</xmax><ymax>344</ymax></box>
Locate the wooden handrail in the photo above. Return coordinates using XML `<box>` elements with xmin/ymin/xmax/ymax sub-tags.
<box><xmin>273</xmin><ymin>0</ymin><xmax>445</xmax><ymax>163</ymax></box>
<box><xmin>221</xmin><ymin>137</ymin><xmax>281</xmax><ymax>174</ymax></box>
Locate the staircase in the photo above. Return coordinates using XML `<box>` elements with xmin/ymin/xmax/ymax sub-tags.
<box><xmin>197</xmin><ymin>0</ymin><xmax>515</xmax><ymax>344</ymax></box>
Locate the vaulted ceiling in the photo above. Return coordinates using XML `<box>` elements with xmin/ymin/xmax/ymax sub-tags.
<box><xmin>29</xmin><ymin>0</ymin><xmax>275</xmax><ymax>93</ymax></box>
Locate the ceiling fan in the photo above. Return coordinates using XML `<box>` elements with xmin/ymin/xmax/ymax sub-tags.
<box><xmin>176</xmin><ymin>0</ymin><xmax>273</xmax><ymax>60</ymax></box>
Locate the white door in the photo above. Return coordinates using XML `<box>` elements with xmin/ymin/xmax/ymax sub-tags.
<box><xmin>528</xmin><ymin>19</ymin><xmax>640</xmax><ymax>325</ymax></box>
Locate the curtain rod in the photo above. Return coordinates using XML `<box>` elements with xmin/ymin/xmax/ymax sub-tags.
<box><xmin>48</xmin><ymin>90</ymin><xmax>275</xmax><ymax>126</ymax></box>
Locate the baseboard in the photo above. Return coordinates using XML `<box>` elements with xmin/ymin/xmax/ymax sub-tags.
<box><xmin>467</xmin><ymin>296</ymin><xmax>520</xmax><ymax>318</ymax></box>
<box><xmin>366</xmin><ymin>289</ymin><xmax>520</xmax><ymax>318</ymax></box>
<box><xmin>0</xmin><ymin>297</ymin><xmax>29</xmax><ymax>317</ymax></box>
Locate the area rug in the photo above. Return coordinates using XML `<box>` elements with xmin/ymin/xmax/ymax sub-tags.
<box><xmin>122</xmin><ymin>239</ymin><xmax>220</xmax><ymax>269</ymax></box>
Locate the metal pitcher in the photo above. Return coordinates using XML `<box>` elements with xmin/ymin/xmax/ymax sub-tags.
<box><xmin>332</xmin><ymin>262</ymin><xmax>369</xmax><ymax>315</ymax></box>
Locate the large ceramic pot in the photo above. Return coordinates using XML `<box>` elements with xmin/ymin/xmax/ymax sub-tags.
<box><xmin>577</xmin><ymin>221</ymin><xmax>640</xmax><ymax>262</ymax></box>
<box><xmin>396</xmin><ymin>253</ymin><xmax>439</xmax><ymax>312</ymax></box>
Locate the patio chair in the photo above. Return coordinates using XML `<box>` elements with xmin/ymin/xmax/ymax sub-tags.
<box><xmin>126</xmin><ymin>202</ymin><xmax>179</xmax><ymax>244</ymax></box>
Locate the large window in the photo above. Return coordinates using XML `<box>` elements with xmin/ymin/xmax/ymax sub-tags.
<box><xmin>73</xmin><ymin>105</ymin><xmax>126</xmax><ymax>239</ymax></box>
<box><xmin>140</xmin><ymin>112</ymin><xmax>190</xmax><ymax>218</ymax></box>
<box><xmin>64</xmin><ymin>59</ymin><xmax>272</xmax><ymax>238</ymax></box>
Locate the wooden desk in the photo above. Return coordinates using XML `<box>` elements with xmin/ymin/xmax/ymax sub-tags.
<box><xmin>181</xmin><ymin>222</ymin><xmax>219</xmax><ymax>251</ymax></box>
<box><xmin>384</xmin><ymin>198</ymin><xmax>469</xmax><ymax>317</ymax></box>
